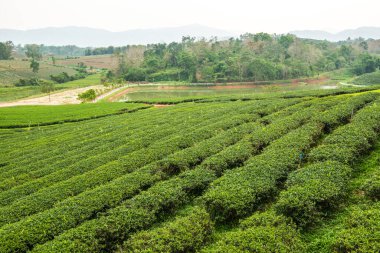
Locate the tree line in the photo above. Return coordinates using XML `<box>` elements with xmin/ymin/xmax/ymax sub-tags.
<box><xmin>2</xmin><ymin>34</ymin><xmax>380</xmax><ymax>84</ymax></box>
<box><xmin>109</xmin><ymin>34</ymin><xmax>380</xmax><ymax>83</ymax></box>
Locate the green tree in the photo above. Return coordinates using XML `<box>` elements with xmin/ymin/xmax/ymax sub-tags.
<box><xmin>30</xmin><ymin>59</ymin><xmax>40</xmax><ymax>73</ymax></box>
<box><xmin>40</xmin><ymin>81</ymin><xmax>54</xmax><ymax>101</ymax></box>
<box><xmin>78</xmin><ymin>89</ymin><xmax>96</xmax><ymax>102</ymax></box>
<box><xmin>25</xmin><ymin>44</ymin><xmax>42</xmax><ymax>60</ymax></box>
<box><xmin>25</xmin><ymin>44</ymin><xmax>42</xmax><ymax>74</ymax></box>
<box><xmin>359</xmin><ymin>41</ymin><xmax>369</xmax><ymax>51</ymax></box>
<box><xmin>0</xmin><ymin>41</ymin><xmax>14</xmax><ymax>60</ymax></box>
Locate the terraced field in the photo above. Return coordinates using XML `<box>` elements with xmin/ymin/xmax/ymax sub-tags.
<box><xmin>0</xmin><ymin>88</ymin><xmax>380</xmax><ymax>252</ymax></box>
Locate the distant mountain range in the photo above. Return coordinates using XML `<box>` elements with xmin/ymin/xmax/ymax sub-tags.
<box><xmin>0</xmin><ymin>25</ymin><xmax>237</xmax><ymax>47</ymax></box>
<box><xmin>1</xmin><ymin>25</ymin><xmax>380</xmax><ymax>47</ymax></box>
<box><xmin>290</xmin><ymin>27</ymin><xmax>380</xmax><ymax>41</ymax></box>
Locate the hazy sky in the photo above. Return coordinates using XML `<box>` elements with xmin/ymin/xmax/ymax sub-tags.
<box><xmin>1</xmin><ymin>0</ymin><xmax>379</xmax><ymax>33</ymax></box>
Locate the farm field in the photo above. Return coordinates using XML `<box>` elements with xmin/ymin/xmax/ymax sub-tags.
<box><xmin>0</xmin><ymin>87</ymin><xmax>380</xmax><ymax>252</ymax></box>
<box><xmin>0</xmin><ymin>59</ymin><xmax>77</xmax><ymax>86</ymax></box>
<box><xmin>55</xmin><ymin>55</ymin><xmax>118</xmax><ymax>70</ymax></box>
<box><xmin>0</xmin><ymin>73</ymin><xmax>102</xmax><ymax>102</ymax></box>
<box><xmin>0</xmin><ymin>102</ymin><xmax>149</xmax><ymax>128</ymax></box>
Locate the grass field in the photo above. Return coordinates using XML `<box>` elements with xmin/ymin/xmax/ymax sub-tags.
<box><xmin>0</xmin><ymin>73</ymin><xmax>102</xmax><ymax>102</ymax></box>
<box><xmin>353</xmin><ymin>70</ymin><xmax>380</xmax><ymax>85</ymax></box>
<box><xmin>0</xmin><ymin>87</ymin><xmax>379</xmax><ymax>252</ymax></box>
<box><xmin>0</xmin><ymin>59</ymin><xmax>77</xmax><ymax>86</ymax></box>
<box><xmin>0</xmin><ymin>102</ymin><xmax>150</xmax><ymax>128</ymax></box>
<box><xmin>55</xmin><ymin>55</ymin><xmax>118</xmax><ymax>70</ymax></box>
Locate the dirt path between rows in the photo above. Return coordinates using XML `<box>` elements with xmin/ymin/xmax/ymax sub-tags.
<box><xmin>0</xmin><ymin>85</ymin><xmax>103</xmax><ymax>107</ymax></box>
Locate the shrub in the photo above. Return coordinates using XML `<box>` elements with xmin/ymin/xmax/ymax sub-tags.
<box><xmin>15</xmin><ymin>77</ymin><xmax>40</xmax><ymax>86</ymax></box>
<box><xmin>125</xmin><ymin>207</ymin><xmax>213</xmax><ymax>252</ymax></box>
<box><xmin>353</xmin><ymin>71</ymin><xmax>380</xmax><ymax>85</ymax></box>
<box><xmin>78</xmin><ymin>89</ymin><xmax>97</xmax><ymax>102</ymax></box>
<box><xmin>207</xmin><ymin>211</ymin><xmax>305</xmax><ymax>253</ymax></box>
<box><xmin>361</xmin><ymin>170</ymin><xmax>380</xmax><ymax>201</ymax></box>
<box><xmin>275</xmin><ymin>161</ymin><xmax>352</xmax><ymax>226</ymax></box>
<box><xmin>332</xmin><ymin>203</ymin><xmax>380</xmax><ymax>252</ymax></box>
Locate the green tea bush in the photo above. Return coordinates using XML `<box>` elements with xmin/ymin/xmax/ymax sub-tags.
<box><xmin>275</xmin><ymin>161</ymin><xmax>352</xmax><ymax>226</ymax></box>
<box><xmin>332</xmin><ymin>203</ymin><xmax>380</xmax><ymax>252</ymax></box>
<box><xmin>206</xmin><ymin>211</ymin><xmax>305</xmax><ymax>253</ymax></box>
<box><xmin>361</xmin><ymin>170</ymin><xmax>380</xmax><ymax>201</ymax></box>
<box><xmin>124</xmin><ymin>207</ymin><xmax>213</xmax><ymax>253</ymax></box>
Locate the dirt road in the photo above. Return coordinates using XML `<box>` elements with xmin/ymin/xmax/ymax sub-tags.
<box><xmin>0</xmin><ymin>85</ymin><xmax>103</xmax><ymax>107</ymax></box>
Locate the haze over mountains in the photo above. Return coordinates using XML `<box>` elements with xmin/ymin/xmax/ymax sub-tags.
<box><xmin>0</xmin><ymin>25</ymin><xmax>380</xmax><ymax>47</ymax></box>
<box><xmin>290</xmin><ymin>27</ymin><xmax>380</xmax><ymax>41</ymax></box>
<box><xmin>0</xmin><ymin>25</ymin><xmax>237</xmax><ymax>47</ymax></box>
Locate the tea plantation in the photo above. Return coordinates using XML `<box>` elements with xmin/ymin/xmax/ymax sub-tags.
<box><xmin>0</xmin><ymin>88</ymin><xmax>379</xmax><ymax>252</ymax></box>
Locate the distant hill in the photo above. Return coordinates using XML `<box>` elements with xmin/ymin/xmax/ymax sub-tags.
<box><xmin>0</xmin><ymin>25</ymin><xmax>237</xmax><ymax>47</ymax></box>
<box><xmin>291</xmin><ymin>27</ymin><xmax>380</xmax><ymax>41</ymax></box>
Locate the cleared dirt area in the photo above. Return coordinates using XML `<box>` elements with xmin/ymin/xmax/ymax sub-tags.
<box><xmin>0</xmin><ymin>85</ymin><xmax>103</xmax><ymax>107</ymax></box>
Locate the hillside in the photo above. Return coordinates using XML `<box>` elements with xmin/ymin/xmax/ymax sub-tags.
<box><xmin>0</xmin><ymin>87</ymin><xmax>380</xmax><ymax>252</ymax></box>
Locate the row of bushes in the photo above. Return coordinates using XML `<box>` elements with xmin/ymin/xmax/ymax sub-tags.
<box><xmin>309</xmin><ymin>99</ymin><xmax>380</xmax><ymax>165</ymax></box>
<box><xmin>30</xmin><ymin>167</ymin><xmax>216</xmax><ymax>253</ymax></box>
<box><xmin>27</xmin><ymin>98</ymin><xmax>342</xmax><ymax>252</ymax></box>
<box><xmin>206</xmin><ymin>211</ymin><xmax>305</xmax><ymax>252</ymax></box>
<box><xmin>204</xmin><ymin>122</ymin><xmax>324</xmax><ymax>222</ymax></box>
<box><xmin>0</xmin><ymin>104</ymin><xmax>182</xmax><ymax>187</ymax></box>
<box><xmin>0</xmin><ymin>102</ymin><xmax>229</xmax><ymax>174</ymax></box>
<box><xmin>361</xmin><ymin>170</ymin><xmax>380</xmax><ymax>200</ymax></box>
<box><xmin>0</xmin><ymin>103</ymin><xmax>239</xmax><ymax>204</ymax></box>
<box><xmin>200</xmin><ymin>95</ymin><xmax>380</xmax><ymax>252</ymax></box>
<box><xmin>0</xmin><ymin>112</ymin><xmax>255</xmax><ymax>226</ymax></box>
<box><xmin>332</xmin><ymin>203</ymin><xmax>380</xmax><ymax>252</ymax></box>
<box><xmin>0</xmin><ymin>100</ymin><xmax>299</xmax><ymax>251</ymax></box>
<box><xmin>275</xmin><ymin>161</ymin><xmax>352</xmax><ymax>226</ymax></box>
<box><xmin>124</xmin><ymin>207</ymin><xmax>213</xmax><ymax>252</ymax></box>
<box><xmin>275</xmin><ymin>100</ymin><xmax>380</xmax><ymax>226</ymax></box>
<box><xmin>0</xmin><ymin>101</ymin><xmax>251</xmax><ymax>183</ymax></box>
<box><xmin>50</xmin><ymin>72</ymin><xmax>87</xmax><ymax>84</ymax></box>
<box><xmin>201</xmin><ymin>93</ymin><xmax>377</xmax><ymax>222</ymax></box>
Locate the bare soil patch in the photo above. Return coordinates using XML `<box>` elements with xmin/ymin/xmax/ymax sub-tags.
<box><xmin>0</xmin><ymin>85</ymin><xmax>103</xmax><ymax>107</ymax></box>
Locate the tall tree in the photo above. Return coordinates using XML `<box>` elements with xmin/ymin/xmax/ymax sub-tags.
<box><xmin>25</xmin><ymin>44</ymin><xmax>42</xmax><ymax>74</ymax></box>
<box><xmin>0</xmin><ymin>41</ymin><xmax>14</xmax><ymax>60</ymax></box>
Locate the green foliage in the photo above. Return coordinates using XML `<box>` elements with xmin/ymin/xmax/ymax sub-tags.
<box><xmin>40</xmin><ymin>80</ymin><xmax>55</xmax><ymax>94</ymax></box>
<box><xmin>15</xmin><ymin>77</ymin><xmax>40</xmax><ymax>87</ymax></box>
<box><xmin>50</xmin><ymin>71</ymin><xmax>87</xmax><ymax>84</ymax></box>
<box><xmin>78</xmin><ymin>89</ymin><xmax>96</xmax><ymax>102</ymax></box>
<box><xmin>309</xmin><ymin>99</ymin><xmax>380</xmax><ymax>165</ymax></box>
<box><xmin>114</xmin><ymin>35</ymin><xmax>371</xmax><ymax>83</ymax></box>
<box><xmin>361</xmin><ymin>170</ymin><xmax>380</xmax><ymax>200</ymax></box>
<box><xmin>1</xmin><ymin>89</ymin><xmax>380</xmax><ymax>253</ymax></box>
<box><xmin>352</xmin><ymin>53</ymin><xmax>380</xmax><ymax>75</ymax></box>
<box><xmin>125</xmin><ymin>207</ymin><xmax>213</xmax><ymax>252</ymax></box>
<box><xmin>0</xmin><ymin>41</ymin><xmax>14</xmax><ymax>60</ymax></box>
<box><xmin>332</xmin><ymin>203</ymin><xmax>380</xmax><ymax>252</ymax></box>
<box><xmin>207</xmin><ymin>211</ymin><xmax>305</xmax><ymax>253</ymax></box>
<box><xmin>25</xmin><ymin>44</ymin><xmax>42</xmax><ymax>61</ymax></box>
<box><xmin>353</xmin><ymin>70</ymin><xmax>380</xmax><ymax>85</ymax></box>
<box><xmin>30</xmin><ymin>59</ymin><xmax>40</xmax><ymax>73</ymax></box>
<box><xmin>0</xmin><ymin>103</ymin><xmax>149</xmax><ymax>128</ymax></box>
<box><xmin>123</xmin><ymin>67</ymin><xmax>146</xmax><ymax>81</ymax></box>
<box><xmin>275</xmin><ymin>161</ymin><xmax>352</xmax><ymax>226</ymax></box>
<box><xmin>202</xmin><ymin>94</ymin><xmax>377</xmax><ymax>222</ymax></box>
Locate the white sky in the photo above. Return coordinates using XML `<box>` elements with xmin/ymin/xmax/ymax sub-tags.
<box><xmin>1</xmin><ymin>0</ymin><xmax>379</xmax><ymax>33</ymax></box>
